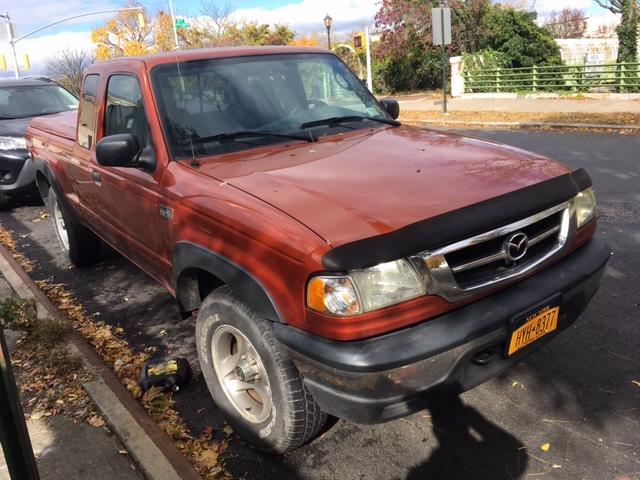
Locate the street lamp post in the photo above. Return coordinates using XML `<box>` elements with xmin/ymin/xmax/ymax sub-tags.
<box><xmin>3</xmin><ymin>7</ymin><xmax>144</xmax><ymax>78</ymax></box>
<box><xmin>324</xmin><ymin>14</ymin><xmax>332</xmax><ymax>50</ymax></box>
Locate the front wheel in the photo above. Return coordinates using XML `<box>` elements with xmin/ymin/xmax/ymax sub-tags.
<box><xmin>196</xmin><ymin>287</ymin><xmax>327</xmax><ymax>453</ymax></box>
<box><xmin>47</xmin><ymin>188</ymin><xmax>101</xmax><ymax>266</ymax></box>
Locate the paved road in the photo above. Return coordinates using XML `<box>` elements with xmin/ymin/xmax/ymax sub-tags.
<box><xmin>1</xmin><ymin>129</ymin><xmax>638</xmax><ymax>480</ymax></box>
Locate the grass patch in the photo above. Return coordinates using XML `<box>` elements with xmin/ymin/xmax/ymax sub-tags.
<box><xmin>0</xmin><ymin>296</ymin><xmax>37</xmax><ymax>331</ymax></box>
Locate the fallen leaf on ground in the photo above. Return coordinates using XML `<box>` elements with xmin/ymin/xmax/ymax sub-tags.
<box><xmin>88</xmin><ymin>415</ymin><xmax>105</xmax><ymax>427</ymax></box>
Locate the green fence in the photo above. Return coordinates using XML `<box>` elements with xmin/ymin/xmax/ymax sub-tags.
<box><xmin>463</xmin><ymin>62</ymin><xmax>640</xmax><ymax>94</ymax></box>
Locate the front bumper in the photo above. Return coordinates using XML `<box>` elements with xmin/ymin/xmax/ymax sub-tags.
<box><xmin>0</xmin><ymin>149</ymin><xmax>37</xmax><ymax>196</ymax></box>
<box><xmin>273</xmin><ymin>236</ymin><xmax>610</xmax><ymax>424</ymax></box>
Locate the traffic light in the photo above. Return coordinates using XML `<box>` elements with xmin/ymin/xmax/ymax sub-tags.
<box><xmin>22</xmin><ymin>54</ymin><xmax>30</xmax><ymax>70</ymax></box>
<box><xmin>0</xmin><ymin>55</ymin><xmax>6</xmax><ymax>70</ymax></box>
<box><xmin>353</xmin><ymin>33</ymin><xmax>364</xmax><ymax>50</ymax></box>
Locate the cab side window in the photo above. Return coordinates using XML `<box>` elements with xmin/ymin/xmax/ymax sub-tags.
<box><xmin>104</xmin><ymin>75</ymin><xmax>148</xmax><ymax>147</ymax></box>
<box><xmin>77</xmin><ymin>74</ymin><xmax>99</xmax><ymax>149</ymax></box>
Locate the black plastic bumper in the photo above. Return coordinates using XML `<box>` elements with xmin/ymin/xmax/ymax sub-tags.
<box><xmin>273</xmin><ymin>236</ymin><xmax>610</xmax><ymax>424</ymax></box>
<box><xmin>0</xmin><ymin>150</ymin><xmax>37</xmax><ymax>196</ymax></box>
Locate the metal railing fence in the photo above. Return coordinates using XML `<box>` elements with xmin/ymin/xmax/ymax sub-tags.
<box><xmin>463</xmin><ymin>62</ymin><xmax>640</xmax><ymax>93</ymax></box>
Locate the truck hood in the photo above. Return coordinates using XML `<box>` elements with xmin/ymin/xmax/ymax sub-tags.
<box><xmin>195</xmin><ymin>126</ymin><xmax>571</xmax><ymax>247</ymax></box>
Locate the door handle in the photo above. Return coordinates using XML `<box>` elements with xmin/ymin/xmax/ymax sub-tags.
<box><xmin>91</xmin><ymin>170</ymin><xmax>101</xmax><ymax>182</ymax></box>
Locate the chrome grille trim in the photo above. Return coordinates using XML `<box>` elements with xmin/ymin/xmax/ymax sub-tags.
<box><xmin>451</xmin><ymin>224</ymin><xmax>562</xmax><ymax>273</ymax></box>
<box><xmin>410</xmin><ymin>200</ymin><xmax>575</xmax><ymax>302</ymax></box>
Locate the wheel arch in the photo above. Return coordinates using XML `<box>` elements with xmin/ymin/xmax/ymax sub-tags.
<box><xmin>32</xmin><ymin>156</ymin><xmax>57</xmax><ymax>201</ymax></box>
<box><xmin>173</xmin><ymin>241</ymin><xmax>284</xmax><ymax>323</ymax></box>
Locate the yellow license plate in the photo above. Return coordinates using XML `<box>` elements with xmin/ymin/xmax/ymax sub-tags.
<box><xmin>507</xmin><ymin>304</ymin><xmax>559</xmax><ymax>356</ymax></box>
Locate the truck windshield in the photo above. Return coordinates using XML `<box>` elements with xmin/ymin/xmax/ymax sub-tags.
<box><xmin>150</xmin><ymin>53</ymin><xmax>396</xmax><ymax>158</ymax></box>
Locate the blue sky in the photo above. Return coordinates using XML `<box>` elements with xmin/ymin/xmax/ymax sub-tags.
<box><xmin>0</xmin><ymin>0</ymin><xmax>620</xmax><ymax>77</ymax></box>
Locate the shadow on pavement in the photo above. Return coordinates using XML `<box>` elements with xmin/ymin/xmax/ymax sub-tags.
<box><xmin>407</xmin><ymin>396</ymin><xmax>526</xmax><ymax>480</ymax></box>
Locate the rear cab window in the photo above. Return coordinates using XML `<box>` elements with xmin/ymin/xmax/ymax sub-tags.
<box><xmin>77</xmin><ymin>74</ymin><xmax>100</xmax><ymax>149</ymax></box>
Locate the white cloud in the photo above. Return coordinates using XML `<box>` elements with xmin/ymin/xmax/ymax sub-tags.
<box><xmin>1</xmin><ymin>31</ymin><xmax>94</xmax><ymax>78</ymax></box>
<box><xmin>231</xmin><ymin>0</ymin><xmax>379</xmax><ymax>35</ymax></box>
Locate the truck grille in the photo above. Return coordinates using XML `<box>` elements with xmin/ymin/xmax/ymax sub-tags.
<box><xmin>410</xmin><ymin>201</ymin><xmax>574</xmax><ymax>302</ymax></box>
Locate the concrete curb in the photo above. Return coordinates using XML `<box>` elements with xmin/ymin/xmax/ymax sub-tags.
<box><xmin>84</xmin><ymin>379</ymin><xmax>184</xmax><ymax>480</ymax></box>
<box><xmin>0</xmin><ymin>243</ymin><xmax>201</xmax><ymax>480</ymax></box>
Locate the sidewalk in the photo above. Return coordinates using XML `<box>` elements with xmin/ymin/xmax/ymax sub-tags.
<box><xmin>395</xmin><ymin>92</ymin><xmax>640</xmax><ymax>130</ymax></box>
<box><xmin>398</xmin><ymin>92</ymin><xmax>640</xmax><ymax>112</ymax></box>
<box><xmin>0</xmin><ymin>245</ymin><xmax>201</xmax><ymax>480</ymax></box>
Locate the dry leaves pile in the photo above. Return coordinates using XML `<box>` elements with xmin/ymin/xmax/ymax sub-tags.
<box><xmin>1</xmin><ymin>222</ymin><xmax>233</xmax><ymax>479</ymax></box>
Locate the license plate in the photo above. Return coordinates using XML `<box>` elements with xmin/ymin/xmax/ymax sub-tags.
<box><xmin>507</xmin><ymin>300</ymin><xmax>560</xmax><ymax>356</ymax></box>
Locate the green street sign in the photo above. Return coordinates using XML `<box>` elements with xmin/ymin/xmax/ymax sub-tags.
<box><xmin>175</xmin><ymin>18</ymin><xmax>190</xmax><ymax>28</ymax></box>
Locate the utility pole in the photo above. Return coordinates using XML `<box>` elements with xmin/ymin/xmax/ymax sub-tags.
<box><xmin>0</xmin><ymin>12</ymin><xmax>20</xmax><ymax>78</ymax></box>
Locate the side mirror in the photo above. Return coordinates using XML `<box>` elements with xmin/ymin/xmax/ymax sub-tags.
<box><xmin>96</xmin><ymin>134</ymin><xmax>156</xmax><ymax>173</ymax></box>
<box><xmin>379</xmin><ymin>97</ymin><xmax>400</xmax><ymax>120</ymax></box>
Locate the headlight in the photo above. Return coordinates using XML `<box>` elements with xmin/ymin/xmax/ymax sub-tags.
<box><xmin>307</xmin><ymin>259</ymin><xmax>425</xmax><ymax>316</ymax></box>
<box><xmin>575</xmin><ymin>187</ymin><xmax>596</xmax><ymax>228</ymax></box>
<box><xmin>0</xmin><ymin>136</ymin><xmax>27</xmax><ymax>151</ymax></box>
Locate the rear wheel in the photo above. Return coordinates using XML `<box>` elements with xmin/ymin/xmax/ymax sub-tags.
<box><xmin>0</xmin><ymin>192</ymin><xmax>13</xmax><ymax>210</ymax></box>
<box><xmin>47</xmin><ymin>188</ymin><xmax>101</xmax><ymax>266</ymax></box>
<box><xmin>196</xmin><ymin>287</ymin><xmax>327</xmax><ymax>453</ymax></box>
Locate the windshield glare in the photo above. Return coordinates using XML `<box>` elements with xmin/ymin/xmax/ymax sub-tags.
<box><xmin>151</xmin><ymin>53</ymin><xmax>391</xmax><ymax>158</ymax></box>
<box><xmin>0</xmin><ymin>85</ymin><xmax>78</xmax><ymax>119</ymax></box>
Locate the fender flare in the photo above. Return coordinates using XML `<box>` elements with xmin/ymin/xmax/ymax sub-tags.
<box><xmin>32</xmin><ymin>157</ymin><xmax>58</xmax><ymax>201</ymax></box>
<box><xmin>31</xmin><ymin>157</ymin><xmax>80</xmax><ymax>224</ymax></box>
<box><xmin>173</xmin><ymin>241</ymin><xmax>283</xmax><ymax>323</ymax></box>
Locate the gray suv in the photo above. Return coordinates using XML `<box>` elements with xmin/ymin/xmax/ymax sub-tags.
<box><xmin>0</xmin><ymin>77</ymin><xmax>78</xmax><ymax>209</ymax></box>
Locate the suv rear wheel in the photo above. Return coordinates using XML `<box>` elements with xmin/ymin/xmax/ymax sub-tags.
<box><xmin>196</xmin><ymin>286</ymin><xmax>327</xmax><ymax>453</ymax></box>
<box><xmin>0</xmin><ymin>192</ymin><xmax>12</xmax><ymax>210</ymax></box>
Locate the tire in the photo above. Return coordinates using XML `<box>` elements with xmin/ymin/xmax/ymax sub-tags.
<box><xmin>0</xmin><ymin>192</ymin><xmax>13</xmax><ymax>210</ymax></box>
<box><xmin>196</xmin><ymin>287</ymin><xmax>327</xmax><ymax>453</ymax></box>
<box><xmin>47</xmin><ymin>188</ymin><xmax>101</xmax><ymax>266</ymax></box>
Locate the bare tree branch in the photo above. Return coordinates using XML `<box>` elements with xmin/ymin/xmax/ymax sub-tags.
<box><xmin>200</xmin><ymin>1</ymin><xmax>236</xmax><ymax>37</ymax></box>
<box><xmin>45</xmin><ymin>48</ymin><xmax>95</xmax><ymax>97</ymax></box>
<box><xmin>543</xmin><ymin>8</ymin><xmax>587</xmax><ymax>38</ymax></box>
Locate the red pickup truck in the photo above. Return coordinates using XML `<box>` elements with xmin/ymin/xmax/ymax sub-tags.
<box><xmin>26</xmin><ymin>46</ymin><xmax>610</xmax><ymax>453</ymax></box>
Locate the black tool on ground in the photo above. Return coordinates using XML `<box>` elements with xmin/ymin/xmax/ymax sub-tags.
<box><xmin>138</xmin><ymin>357</ymin><xmax>192</xmax><ymax>392</ymax></box>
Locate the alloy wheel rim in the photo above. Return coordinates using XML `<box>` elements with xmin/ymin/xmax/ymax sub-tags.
<box><xmin>211</xmin><ymin>324</ymin><xmax>271</xmax><ymax>423</ymax></box>
<box><xmin>53</xmin><ymin>201</ymin><xmax>70</xmax><ymax>250</ymax></box>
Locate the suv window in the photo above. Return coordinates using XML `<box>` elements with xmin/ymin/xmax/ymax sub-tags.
<box><xmin>104</xmin><ymin>74</ymin><xmax>148</xmax><ymax>147</ymax></box>
<box><xmin>0</xmin><ymin>83</ymin><xmax>78</xmax><ymax>119</ymax></box>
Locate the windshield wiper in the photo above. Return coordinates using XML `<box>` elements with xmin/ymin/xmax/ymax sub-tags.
<box><xmin>181</xmin><ymin>130</ymin><xmax>314</xmax><ymax>146</ymax></box>
<box><xmin>300</xmin><ymin>115</ymin><xmax>401</xmax><ymax>130</ymax></box>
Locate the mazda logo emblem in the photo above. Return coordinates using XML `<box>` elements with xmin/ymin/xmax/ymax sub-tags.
<box><xmin>505</xmin><ymin>232</ymin><xmax>529</xmax><ymax>262</ymax></box>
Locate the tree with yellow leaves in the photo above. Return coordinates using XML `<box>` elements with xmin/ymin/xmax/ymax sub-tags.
<box><xmin>91</xmin><ymin>0</ymin><xmax>299</xmax><ymax>59</ymax></box>
<box><xmin>289</xmin><ymin>35</ymin><xmax>319</xmax><ymax>47</ymax></box>
<box><xmin>90</xmin><ymin>1</ymin><xmax>153</xmax><ymax>60</ymax></box>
